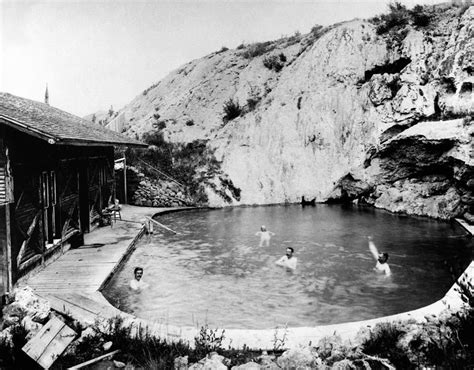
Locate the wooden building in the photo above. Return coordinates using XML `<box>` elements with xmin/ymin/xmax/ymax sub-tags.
<box><xmin>0</xmin><ymin>93</ymin><xmax>145</xmax><ymax>300</ymax></box>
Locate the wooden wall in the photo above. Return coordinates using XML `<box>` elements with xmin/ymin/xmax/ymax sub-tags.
<box><xmin>1</xmin><ymin>125</ymin><xmax>115</xmax><ymax>286</ymax></box>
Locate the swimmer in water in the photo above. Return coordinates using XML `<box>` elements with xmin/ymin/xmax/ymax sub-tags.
<box><xmin>130</xmin><ymin>267</ymin><xmax>149</xmax><ymax>291</ymax></box>
<box><xmin>276</xmin><ymin>247</ymin><xmax>297</xmax><ymax>270</ymax></box>
<box><xmin>256</xmin><ymin>225</ymin><xmax>275</xmax><ymax>247</ymax></box>
<box><xmin>368</xmin><ymin>236</ymin><xmax>391</xmax><ymax>276</ymax></box>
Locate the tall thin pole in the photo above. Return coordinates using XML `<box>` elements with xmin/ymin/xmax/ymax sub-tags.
<box><xmin>5</xmin><ymin>205</ymin><xmax>12</xmax><ymax>293</ymax></box>
<box><xmin>123</xmin><ymin>156</ymin><xmax>127</xmax><ymax>204</ymax></box>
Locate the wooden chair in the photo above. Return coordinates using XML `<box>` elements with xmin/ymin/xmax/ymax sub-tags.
<box><xmin>109</xmin><ymin>198</ymin><xmax>122</xmax><ymax>222</ymax></box>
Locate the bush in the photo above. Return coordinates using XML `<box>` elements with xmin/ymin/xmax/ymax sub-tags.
<box><xmin>246</xmin><ymin>97</ymin><xmax>260</xmax><ymax>112</ymax></box>
<box><xmin>374</xmin><ymin>2</ymin><xmax>409</xmax><ymax>35</ymax></box>
<box><xmin>410</xmin><ymin>4</ymin><xmax>431</xmax><ymax>28</ymax></box>
<box><xmin>262</xmin><ymin>53</ymin><xmax>286</xmax><ymax>72</ymax></box>
<box><xmin>218</xmin><ymin>46</ymin><xmax>229</xmax><ymax>53</ymax></box>
<box><xmin>311</xmin><ymin>24</ymin><xmax>323</xmax><ymax>35</ymax></box>
<box><xmin>56</xmin><ymin>316</ymin><xmax>259</xmax><ymax>368</ymax></box>
<box><xmin>241</xmin><ymin>41</ymin><xmax>275</xmax><ymax>58</ymax></box>
<box><xmin>361</xmin><ymin>321</ymin><xmax>412</xmax><ymax>368</ymax></box>
<box><xmin>125</xmin><ymin>132</ymin><xmax>227</xmax><ymax>204</ymax></box>
<box><xmin>223</xmin><ymin>98</ymin><xmax>242</xmax><ymax>121</ymax></box>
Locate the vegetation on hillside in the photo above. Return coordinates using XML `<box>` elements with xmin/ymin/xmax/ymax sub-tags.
<box><xmin>371</xmin><ymin>1</ymin><xmax>432</xmax><ymax>34</ymax></box>
<box><xmin>222</xmin><ymin>98</ymin><xmax>243</xmax><ymax>121</ymax></box>
<box><xmin>124</xmin><ymin>115</ymin><xmax>241</xmax><ymax>205</ymax></box>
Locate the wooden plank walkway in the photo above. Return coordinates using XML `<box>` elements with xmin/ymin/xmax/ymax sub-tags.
<box><xmin>20</xmin><ymin>205</ymin><xmax>174</xmax><ymax>302</ymax></box>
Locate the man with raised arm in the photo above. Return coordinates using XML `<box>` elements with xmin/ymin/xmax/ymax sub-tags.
<box><xmin>368</xmin><ymin>236</ymin><xmax>391</xmax><ymax>276</ymax></box>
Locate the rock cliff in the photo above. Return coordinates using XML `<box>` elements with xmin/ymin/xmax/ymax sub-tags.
<box><xmin>119</xmin><ymin>4</ymin><xmax>473</xmax><ymax>220</ymax></box>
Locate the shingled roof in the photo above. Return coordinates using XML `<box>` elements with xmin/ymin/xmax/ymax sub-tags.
<box><xmin>0</xmin><ymin>92</ymin><xmax>146</xmax><ymax>147</ymax></box>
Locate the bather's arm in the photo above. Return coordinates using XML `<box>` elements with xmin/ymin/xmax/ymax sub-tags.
<box><xmin>368</xmin><ymin>236</ymin><xmax>379</xmax><ymax>261</ymax></box>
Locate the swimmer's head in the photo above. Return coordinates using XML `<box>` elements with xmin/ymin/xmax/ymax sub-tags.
<box><xmin>134</xmin><ymin>267</ymin><xmax>144</xmax><ymax>280</ymax></box>
<box><xmin>261</xmin><ymin>225</ymin><xmax>266</xmax><ymax>232</ymax></box>
<box><xmin>286</xmin><ymin>247</ymin><xmax>294</xmax><ymax>258</ymax></box>
<box><xmin>378</xmin><ymin>253</ymin><xmax>389</xmax><ymax>264</ymax></box>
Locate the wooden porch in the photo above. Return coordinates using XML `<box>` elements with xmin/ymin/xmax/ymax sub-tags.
<box><xmin>19</xmin><ymin>205</ymin><xmax>174</xmax><ymax>312</ymax></box>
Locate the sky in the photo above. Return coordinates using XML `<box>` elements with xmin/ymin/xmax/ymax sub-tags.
<box><xmin>1</xmin><ymin>0</ymin><xmax>445</xmax><ymax>117</ymax></box>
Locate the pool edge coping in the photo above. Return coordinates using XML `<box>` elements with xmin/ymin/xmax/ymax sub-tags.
<box><xmin>74</xmin><ymin>210</ymin><xmax>474</xmax><ymax>349</ymax></box>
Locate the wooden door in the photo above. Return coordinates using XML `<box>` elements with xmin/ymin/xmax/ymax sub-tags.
<box><xmin>40</xmin><ymin>171</ymin><xmax>58</xmax><ymax>245</ymax></box>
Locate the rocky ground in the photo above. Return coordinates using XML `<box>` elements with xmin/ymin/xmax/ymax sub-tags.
<box><xmin>2</xmin><ymin>281</ymin><xmax>473</xmax><ymax>369</ymax></box>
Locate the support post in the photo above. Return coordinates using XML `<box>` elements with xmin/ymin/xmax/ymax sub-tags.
<box><xmin>123</xmin><ymin>156</ymin><xmax>127</xmax><ymax>204</ymax></box>
<box><xmin>5</xmin><ymin>205</ymin><xmax>12</xmax><ymax>293</ymax></box>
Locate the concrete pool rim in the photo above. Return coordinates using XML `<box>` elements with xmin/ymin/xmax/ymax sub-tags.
<box><xmin>97</xmin><ymin>207</ymin><xmax>474</xmax><ymax>350</ymax></box>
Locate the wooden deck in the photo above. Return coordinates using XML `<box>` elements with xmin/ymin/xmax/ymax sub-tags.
<box><xmin>19</xmin><ymin>205</ymin><xmax>177</xmax><ymax>323</ymax></box>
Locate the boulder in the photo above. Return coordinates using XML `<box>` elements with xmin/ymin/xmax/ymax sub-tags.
<box><xmin>10</xmin><ymin>286</ymin><xmax>50</xmax><ymax>324</ymax></box>
<box><xmin>2</xmin><ymin>302</ymin><xmax>27</xmax><ymax>328</ymax></box>
<box><xmin>189</xmin><ymin>352</ymin><xmax>229</xmax><ymax>370</ymax></box>
<box><xmin>276</xmin><ymin>347</ymin><xmax>321</xmax><ymax>369</ymax></box>
<box><xmin>174</xmin><ymin>356</ymin><xmax>189</xmax><ymax>370</ymax></box>
<box><xmin>467</xmin><ymin>179</ymin><xmax>474</xmax><ymax>189</ymax></box>
<box><xmin>231</xmin><ymin>361</ymin><xmax>261</xmax><ymax>369</ymax></box>
<box><xmin>464</xmin><ymin>212</ymin><xmax>474</xmax><ymax>224</ymax></box>
<box><xmin>331</xmin><ymin>359</ymin><xmax>358</xmax><ymax>369</ymax></box>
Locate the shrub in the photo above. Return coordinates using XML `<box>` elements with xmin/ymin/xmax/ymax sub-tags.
<box><xmin>154</xmin><ymin>120</ymin><xmax>166</xmax><ymax>130</ymax></box>
<box><xmin>373</xmin><ymin>2</ymin><xmax>409</xmax><ymax>35</ymax></box>
<box><xmin>241</xmin><ymin>41</ymin><xmax>275</xmax><ymax>58</ymax></box>
<box><xmin>218</xmin><ymin>46</ymin><xmax>229</xmax><ymax>53</ymax></box>
<box><xmin>194</xmin><ymin>324</ymin><xmax>226</xmax><ymax>359</ymax></box>
<box><xmin>0</xmin><ymin>324</ymin><xmax>32</xmax><ymax>369</ymax></box>
<box><xmin>125</xmin><ymin>132</ymin><xmax>229</xmax><ymax>204</ymax></box>
<box><xmin>236</xmin><ymin>43</ymin><xmax>245</xmax><ymax>50</ymax></box>
<box><xmin>185</xmin><ymin>119</ymin><xmax>195</xmax><ymax>126</ymax></box>
<box><xmin>410</xmin><ymin>4</ymin><xmax>431</xmax><ymax>28</ymax></box>
<box><xmin>223</xmin><ymin>98</ymin><xmax>242</xmax><ymax>121</ymax></box>
<box><xmin>407</xmin><ymin>277</ymin><xmax>474</xmax><ymax>368</ymax></box>
<box><xmin>311</xmin><ymin>24</ymin><xmax>323</xmax><ymax>35</ymax></box>
<box><xmin>246</xmin><ymin>97</ymin><xmax>260</xmax><ymax>112</ymax></box>
<box><xmin>262</xmin><ymin>53</ymin><xmax>286</xmax><ymax>72</ymax></box>
<box><xmin>361</xmin><ymin>321</ymin><xmax>412</xmax><ymax>368</ymax></box>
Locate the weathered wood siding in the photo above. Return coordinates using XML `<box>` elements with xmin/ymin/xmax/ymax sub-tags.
<box><xmin>1</xmin><ymin>125</ymin><xmax>115</xmax><ymax>283</ymax></box>
<box><xmin>0</xmin><ymin>205</ymin><xmax>8</xmax><ymax>297</ymax></box>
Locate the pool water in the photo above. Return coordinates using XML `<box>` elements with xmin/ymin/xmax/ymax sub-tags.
<box><xmin>103</xmin><ymin>204</ymin><xmax>473</xmax><ymax>329</ymax></box>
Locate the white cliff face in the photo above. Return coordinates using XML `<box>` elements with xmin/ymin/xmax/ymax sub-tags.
<box><xmin>121</xmin><ymin>6</ymin><xmax>473</xmax><ymax>220</ymax></box>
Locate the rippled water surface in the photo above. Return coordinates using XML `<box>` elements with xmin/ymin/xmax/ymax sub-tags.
<box><xmin>103</xmin><ymin>205</ymin><xmax>473</xmax><ymax>329</ymax></box>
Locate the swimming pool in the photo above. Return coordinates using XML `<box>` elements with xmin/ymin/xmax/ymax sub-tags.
<box><xmin>103</xmin><ymin>204</ymin><xmax>473</xmax><ymax>330</ymax></box>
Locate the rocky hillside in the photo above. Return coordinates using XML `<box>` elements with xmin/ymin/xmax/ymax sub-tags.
<box><xmin>118</xmin><ymin>4</ymin><xmax>473</xmax><ymax>221</ymax></box>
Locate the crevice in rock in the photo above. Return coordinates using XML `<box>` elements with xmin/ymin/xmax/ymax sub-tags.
<box><xmin>459</xmin><ymin>81</ymin><xmax>472</xmax><ymax>99</ymax></box>
<box><xmin>327</xmin><ymin>173</ymin><xmax>373</xmax><ymax>203</ymax></box>
<box><xmin>362</xmin><ymin>57</ymin><xmax>411</xmax><ymax>83</ymax></box>
<box><xmin>380</xmin><ymin>123</ymin><xmax>415</xmax><ymax>143</ymax></box>
<box><xmin>439</xmin><ymin>77</ymin><xmax>457</xmax><ymax>94</ymax></box>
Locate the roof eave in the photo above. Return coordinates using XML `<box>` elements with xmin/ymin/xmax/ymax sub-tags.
<box><xmin>56</xmin><ymin>139</ymin><xmax>148</xmax><ymax>148</ymax></box>
<box><xmin>0</xmin><ymin>115</ymin><xmax>147</xmax><ymax>148</ymax></box>
<box><xmin>0</xmin><ymin>115</ymin><xmax>58</xmax><ymax>143</ymax></box>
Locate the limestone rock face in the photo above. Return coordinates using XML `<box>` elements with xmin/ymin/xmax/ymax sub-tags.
<box><xmin>119</xmin><ymin>6</ymin><xmax>473</xmax><ymax>220</ymax></box>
